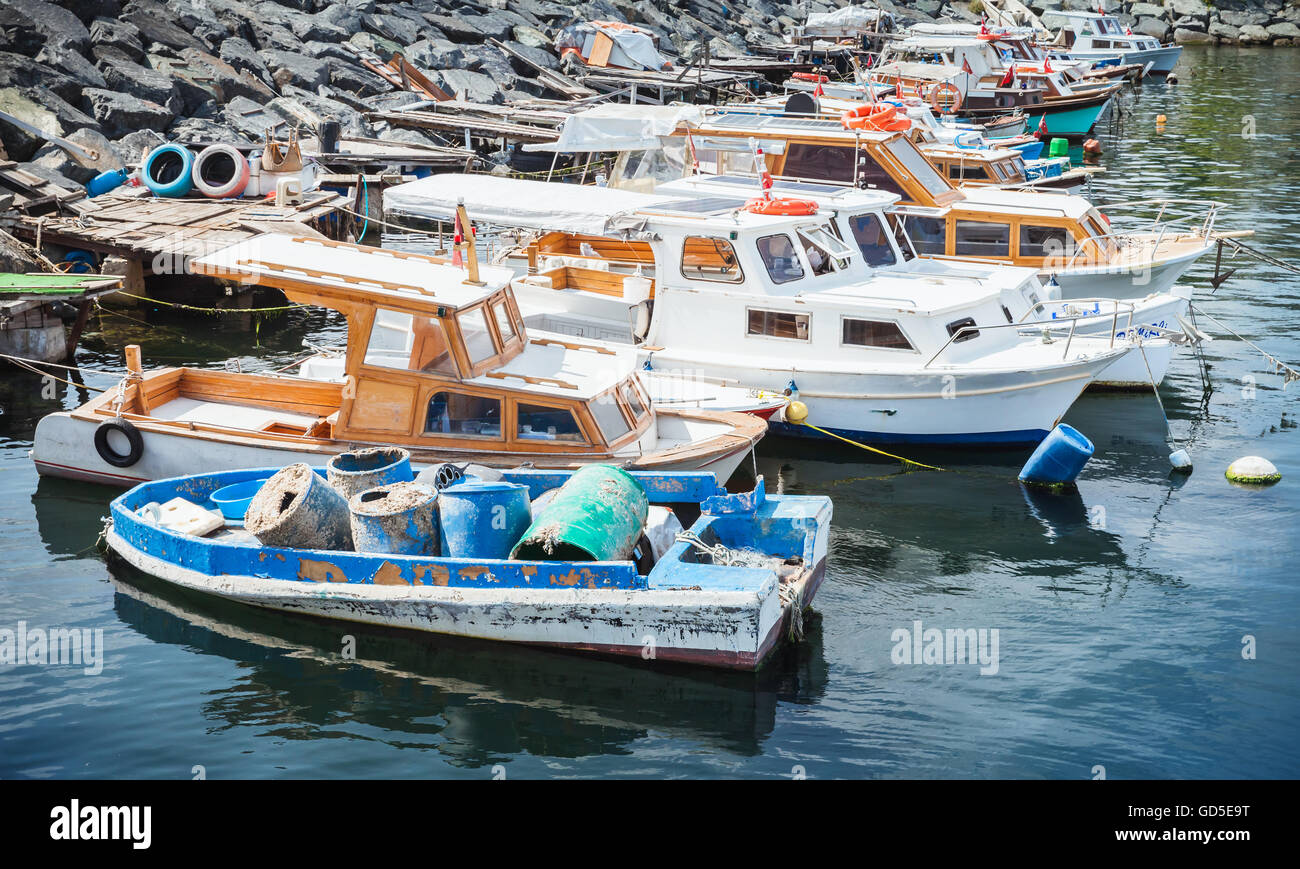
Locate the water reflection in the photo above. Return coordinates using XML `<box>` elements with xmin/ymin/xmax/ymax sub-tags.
<box><xmin>106</xmin><ymin>563</ymin><xmax>829</xmax><ymax>765</ymax></box>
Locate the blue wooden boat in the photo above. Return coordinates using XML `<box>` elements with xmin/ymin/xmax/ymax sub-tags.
<box><xmin>104</xmin><ymin>467</ymin><xmax>833</xmax><ymax>670</ymax></box>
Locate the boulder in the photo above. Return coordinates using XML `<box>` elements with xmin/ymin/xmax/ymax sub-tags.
<box><xmin>63</xmin><ymin>126</ymin><xmax>134</xmax><ymax>172</ymax></box>
<box><xmin>0</xmin><ymin>229</ymin><xmax>43</xmax><ymax>273</ymax></box>
<box><xmin>512</xmin><ymin>24</ymin><xmax>552</xmax><ymax>49</ymax></box>
<box><xmin>219</xmin><ymin>37</ymin><xmax>271</xmax><ymax>80</ymax></box>
<box><xmin>99</xmin><ymin>58</ymin><xmax>183</xmax><ymax>114</ymax></box>
<box><xmin>327</xmin><ymin>60</ymin><xmax>392</xmax><ymax>96</ymax></box>
<box><xmin>177</xmin><ymin>47</ymin><xmax>277</xmax><ymax>103</ymax></box>
<box><xmin>503</xmin><ymin>40</ymin><xmax>559</xmax><ymax>74</ymax></box>
<box><xmin>114</xmin><ymin>128</ymin><xmax>168</xmax><ymax>165</ymax></box>
<box><xmin>258</xmin><ymin>48</ymin><xmax>331</xmax><ymax>90</ymax></box>
<box><xmin>0</xmin><ymin>51</ymin><xmax>83</xmax><ymax>104</ymax></box>
<box><xmin>1128</xmin><ymin>2</ymin><xmax>1165</xmax><ymax>18</ymax></box>
<box><xmin>168</xmin><ymin>114</ymin><xmax>253</xmax><ymax>144</ymax></box>
<box><xmin>1209</xmin><ymin>22</ymin><xmax>1241</xmax><ymax>41</ymax></box>
<box><xmin>30</xmin><ymin>141</ymin><xmax>98</xmax><ymax>184</ymax></box>
<box><xmin>427</xmin><ymin>68</ymin><xmax>506</xmax><ymax>104</ymax></box>
<box><xmin>50</xmin><ymin>0</ymin><xmax>123</xmax><ymax>23</ymax></box>
<box><xmin>0</xmin><ymin>0</ymin><xmax>92</xmax><ymax>56</ymax></box>
<box><xmin>15</xmin><ymin>159</ymin><xmax>80</xmax><ymax>191</ymax></box>
<box><xmin>424</xmin><ymin>13</ymin><xmax>515</xmax><ymax>43</ymax></box>
<box><xmin>1218</xmin><ymin>10</ymin><xmax>1270</xmax><ymax>27</ymax></box>
<box><xmin>1165</xmin><ymin>0</ymin><xmax>1209</xmax><ymax>22</ymax></box>
<box><xmin>1266</xmin><ymin>21</ymin><xmax>1300</xmax><ymax>39</ymax></box>
<box><xmin>0</xmin><ymin>87</ymin><xmax>68</xmax><ymax>161</ymax></box>
<box><xmin>1237</xmin><ymin>24</ymin><xmax>1272</xmax><ymax>43</ymax></box>
<box><xmin>82</xmin><ymin>88</ymin><xmax>174</xmax><ymax>138</ymax></box>
<box><xmin>35</xmin><ymin>43</ymin><xmax>108</xmax><ymax>89</ymax></box>
<box><xmin>1135</xmin><ymin>17</ymin><xmax>1172</xmax><ymax>41</ymax></box>
<box><xmin>407</xmin><ymin>38</ymin><xmax>466</xmax><ymax>71</ymax></box>
<box><xmin>1173</xmin><ymin>27</ymin><xmax>1214</xmax><ymax>43</ymax></box>
<box><xmin>89</xmin><ymin>17</ymin><xmax>146</xmax><ymax>61</ymax></box>
<box><xmin>120</xmin><ymin>0</ymin><xmax>208</xmax><ymax>51</ymax></box>
<box><xmin>1172</xmin><ymin>17</ymin><xmax>1207</xmax><ymax>32</ymax></box>
<box><xmin>361</xmin><ymin>12</ymin><xmax>425</xmax><ymax>46</ymax></box>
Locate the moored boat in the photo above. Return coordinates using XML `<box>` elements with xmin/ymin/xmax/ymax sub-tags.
<box><xmin>104</xmin><ymin>465</ymin><xmax>832</xmax><ymax>670</ymax></box>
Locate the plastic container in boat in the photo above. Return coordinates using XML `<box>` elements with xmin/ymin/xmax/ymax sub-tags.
<box><xmin>511</xmin><ymin>465</ymin><xmax>649</xmax><ymax>562</ymax></box>
<box><xmin>326</xmin><ymin>447</ymin><xmax>413</xmax><ymax>501</ymax></box>
<box><xmin>349</xmin><ymin>482</ymin><xmax>439</xmax><ymax>556</ymax></box>
<box><xmin>438</xmin><ymin>480</ymin><xmax>532</xmax><ymax>560</ymax></box>
<box><xmin>142</xmin><ymin>144</ymin><xmax>194</xmax><ymax>198</ymax></box>
<box><xmin>209</xmin><ymin>477</ymin><xmax>270</xmax><ymax>520</ymax></box>
<box><xmin>1019</xmin><ymin>424</ymin><xmax>1094</xmax><ymax>487</ymax></box>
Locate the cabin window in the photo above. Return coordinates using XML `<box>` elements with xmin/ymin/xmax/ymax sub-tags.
<box><xmin>847</xmin><ymin>213</ymin><xmax>898</xmax><ymax>267</ymax></box>
<box><xmin>621</xmin><ymin>380</ymin><xmax>649</xmax><ymax>421</ymax></box>
<box><xmin>1093</xmin><ymin>39</ymin><xmax>1111</xmax><ymax>49</ymax></box>
<box><xmin>1019</xmin><ymin>224</ymin><xmax>1072</xmax><ymax>259</ymax></box>
<box><xmin>364</xmin><ymin>308</ymin><xmax>457</xmax><ymax>376</ymax></box>
<box><xmin>953</xmin><ymin>220</ymin><xmax>1011</xmax><ymax>257</ymax></box>
<box><xmin>680</xmin><ymin>236</ymin><xmax>744</xmax><ymax>283</ymax></box>
<box><xmin>748</xmin><ymin>308</ymin><xmax>810</xmax><ymax>341</ymax></box>
<box><xmin>783</xmin><ymin>142</ymin><xmax>856</xmax><ymax>184</ymax></box>
<box><xmin>842</xmin><ymin>317</ymin><xmax>913</xmax><ymax>350</ymax></box>
<box><xmin>946</xmin><ymin>317</ymin><xmax>979</xmax><ymax>343</ymax></box>
<box><xmin>886</xmin><ymin>213</ymin><xmax>917</xmax><ymax>261</ymax></box>
<box><xmin>756</xmin><ymin>234</ymin><xmax>805</xmax><ymax>284</ymax></box>
<box><xmin>515</xmin><ymin>402</ymin><xmax>585</xmax><ymax>443</ymax></box>
<box><xmin>425</xmin><ymin>391</ymin><xmax>501</xmax><ymax>438</ymax></box>
<box><xmin>905</xmin><ymin>215</ymin><xmax>947</xmax><ymax>255</ymax></box>
<box><xmin>459</xmin><ymin>306</ymin><xmax>498</xmax><ymax>366</ymax></box>
<box><xmin>590</xmin><ymin>392</ymin><xmax>633</xmax><ymax>443</ymax></box>
<box><xmin>948</xmin><ymin>162</ymin><xmax>989</xmax><ymax>181</ymax></box>
<box><xmin>491</xmin><ymin>299</ymin><xmax>518</xmax><ymax>345</ymax></box>
<box><xmin>796</xmin><ymin>225</ymin><xmax>851</xmax><ymax>275</ymax></box>
<box><xmin>884</xmin><ymin>137</ymin><xmax>951</xmax><ymax>197</ymax></box>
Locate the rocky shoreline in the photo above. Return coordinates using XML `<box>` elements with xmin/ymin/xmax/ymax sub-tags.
<box><xmin>1</xmin><ymin>1</ymin><xmax>1298</xmax><ymax>191</ymax></box>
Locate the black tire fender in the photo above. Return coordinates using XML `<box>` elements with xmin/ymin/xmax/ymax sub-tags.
<box><xmin>94</xmin><ymin>418</ymin><xmax>144</xmax><ymax>468</ymax></box>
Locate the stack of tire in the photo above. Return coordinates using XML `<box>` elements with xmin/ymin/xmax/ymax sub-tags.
<box><xmin>141</xmin><ymin>143</ymin><xmax>251</xmax><ymax>199</ymax></box>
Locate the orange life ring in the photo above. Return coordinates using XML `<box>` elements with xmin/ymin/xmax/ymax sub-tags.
<box><xmin>744</xmin><ymin>197</ymin><xmax>819</xmax><ymax>216</ymax></box>
<box><xmin>929</xmin><ymin>82</ymin><xmax>963</xmax><ymax>114</ymax></box>
<box><xmin>792</xmin><ymin>72</ymin><xmax>829</xmax><ymax>82</ymax></box>
<box><xmin>841</xmin><ymin>103</ymin><xmax>897</xmax><ymax>130</ymax></box>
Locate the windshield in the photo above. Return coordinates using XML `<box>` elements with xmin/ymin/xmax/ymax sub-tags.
<box><xmin>796</xmin><ymin>224</ymin><xmax>854</xmax><ymax>275</ymax></box>
<box><xmin>847</xmin><ymin>213</ymin><xmax>899</xmax><ymax>267</ymax></box>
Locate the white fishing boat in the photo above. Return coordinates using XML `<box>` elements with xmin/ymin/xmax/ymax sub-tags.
<box><xmin>31</xmin><ymin>235</ymin><xmax>767</xmax><ymax>486</ymax></box>
<box><xmin>1042</xmin><ymin>11</ymin><xmax>1182</xmax><ymax>79</ymax></box>
<box><xmin>386</xmin><ymin>174</ymin><xmax>1131</xmax><ymax>445</ymax></box>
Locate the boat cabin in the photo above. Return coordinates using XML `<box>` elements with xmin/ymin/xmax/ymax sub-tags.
<box><xmin>38</xmin><ymin>234</ymin><xmax>661</xmax><ymax>465</ymax></box>
<box><xmin>1044</xmin><ymin>12</ymin><xmax>1162</xmax><ymax>53</ymax></box>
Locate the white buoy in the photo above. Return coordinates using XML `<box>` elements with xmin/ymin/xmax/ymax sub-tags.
<box><xmin>1169</xmin><ymin>448</ymin><xmax>1193</xmax><ymax>471</ymax></box>
<box><xmin>1226</xmin><ymin>456</ymin><xmax>1281</xmax><ymax>485</ymax></box>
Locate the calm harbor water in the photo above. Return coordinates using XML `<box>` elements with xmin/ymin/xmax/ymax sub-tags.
<box><xmin>2</xmin><ymin>46</ymin><xmax>1298</xmax><ymax>779</ymax></box>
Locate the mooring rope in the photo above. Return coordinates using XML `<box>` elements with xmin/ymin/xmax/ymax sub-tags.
<box><xmin>1190</xmin><ymin>303</ymin><xmax>1300</xmax><ymax>386</ymax></box>
<box><xmin>105</xmin><ymin>293</ymin><xmax>305</xmax><ymax>315</ymax></box>
<box><xmin>793</xmin><ymin>421</ymin><xmax>948</xmax><ymax>472</ymax></box>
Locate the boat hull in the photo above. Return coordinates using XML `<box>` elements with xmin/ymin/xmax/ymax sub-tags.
<box><xmin>1023</xmin><ymin>98</ymin><xmax>1109</xmax><ymax>138</ymax></box>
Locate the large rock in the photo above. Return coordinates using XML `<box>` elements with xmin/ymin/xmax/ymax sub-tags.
<box><xmin>1237</xmin><ymin>24</ymin><xmax>1272</xmax><ymax>43</ymax></box>
<box><xmin>82</xmin><ymin>88</ymin><xmax>174</xmax><ymax>138</ymax></box>
<box><xmin>258</xmin><ymin>48</ymin><xmax>331</xmax><ymax>90</ymax></box>
<box><xmin>1165</xmin><ymin>0</ymin><xmax>1209</xmax><ymax>22</ymax></box>
<box><xmin>1266</xmin><ymin>22</ymin><xmax>1300</xmax><ymax>40</ymax></box>
<box><xmin>52</xmin><ymin>0</ymin><xmax>123</xmax><ymax>23</ymax></box>
<box><xmin>120</xmin><ymin>0</ymin><xmax>208</xmax><ymax>51</ymax></box>
<box><xmin>1128</xmin><ymin>2</ymin><xmax>1165</xmax><ymax>19</ymax></box>
<box><xmin>511</xmin><ymin>24</ymin><xmax>551</xmax><ymax>49</ymax></box>
<box><xmin>1173</xmin><ymin>27</ymin><xmax>1214</xmax><ymax>43</ymax></box>
<box><xmin>219</xmin><ymin>37</ymin><xmax>271</xmax><ymax>80</ymax></box>
<box><xmin>424</xmin><ymin>13</ymin><xmax>515</xmax><ymax>43</ymax></box>
<box><xmin>1135</xmin><ymin>17</ymin><xmax>1172</xmax><ymax>41</ymax></box>
<box><xmin>1209</xmin><ymin>22</ymin><xmax>1241</xmax><ymax>41</ymax></box>
<box><xmin>0</xmin><ymin>87</ymin><xmax>67</xmax><ymax>161</ymax></box>
<box><xmin>100</xmin><ymin>58</ymin><xmax>183</xmax><ymax>113</ymax></box>
<box><xmin>361</xmin><ymin>12</ymin><xmax>425</xmax><ymax>46</ymax></box>
<box><xmin>0</xmin><ymin>51</ymin><xmax>83</xmax><ymax>104</ymax></box>
<box><xmin>427</xmin><ymin>68</ymin><xmax>506</xmax><ymax>104</ymax></box>
<box><xmin>407</xmin><ymin>38</ymin><xmax>466</xmax><ymax>71</ymax></box>
<box><xmin>1218</xmin><ymin>10</ymin><xmax>1270</xmax><ymax>28</ymax></box>
<box><xmin>175</xmin><ymin>47</ymin><xmax>277</xmax><ymax>103</ymax></box>
<box><xmin>503</xmin><ymin>40</ymin><xmax>559</xmax><ymax>74</ymax></box>
<box><xmin>89</xmin><ymin>17</ymin><xmax>146</xmax><ymax>61</ymax></box>
<box><xmin>35</xmin><ymin>43</ymin><xmax>108</xmax><ymax>89</ymax></box>
<box><xmin>0</xmin><ymin>0</ymin><xmax>92</xmax><ymax>56</ymax></box>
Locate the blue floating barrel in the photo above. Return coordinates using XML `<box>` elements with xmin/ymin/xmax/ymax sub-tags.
<box><xmin>437</xmin><ymin>480</ymin><xmax>532</xmax><ymax>560</ymax></box>
<box><xmin>1019</xmin><ymin>424</ymin><xmax>1094</xmax><ymax>487</ymax></box>
<box><xmin>142</xmin><ymin>144</ymin><xmax>194</xmax><ymax>198</ymax></box>
<box><xmin>349</xmin><ymin>482</ymin><xmax>439</xmax><ymax>556</ymax></box>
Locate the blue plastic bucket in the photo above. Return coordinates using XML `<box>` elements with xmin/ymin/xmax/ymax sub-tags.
<box><xmin>1019</xmin><ymin>424</ymin><xmax>1094</xmax><ymax>486</ymax></box>
<box><xmin>437</xmin><ymin>480</ymin><xmax>532</xmax><ymax>559</ymax></box>
<box><xmin>143</xmin><ymin>144</ymin><xmax>194</xmax><ymax>198</ymax></box>
<box><xmin>210</xmin><ymin>477</ymin><xmax>270</xmax><ymax>520</ymax></box>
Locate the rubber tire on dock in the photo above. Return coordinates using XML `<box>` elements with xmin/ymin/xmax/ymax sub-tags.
<box><xmin>94</xmin><ymin>418</ymin><xmax>144</xmax><ymax>468</ymax></box>
<box><xmin>191</xmin><ymin>144</ymin><xmax>250</xmax><ymax>198</ymax></box>
<box><xmin>142</xmin><ymin>144</ymin><xmax>194</xmax><ymax>198</ymax></box>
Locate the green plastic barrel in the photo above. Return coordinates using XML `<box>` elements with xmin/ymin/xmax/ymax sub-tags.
<box><xmin>510</xmin><ymin>465</ymin><xmax>649</xmax><ymax>562</ymax></box>
<box><xmin>1048</xmin><ymin>137</ymin><xmax>1068</xmax><ymax>158</ymax></box>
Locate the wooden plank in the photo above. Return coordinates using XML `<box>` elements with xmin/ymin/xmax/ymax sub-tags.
<box><xmin>588</xmin><ymin>32</ymin><xmax>614</xmax><ymax>68</ymax></box>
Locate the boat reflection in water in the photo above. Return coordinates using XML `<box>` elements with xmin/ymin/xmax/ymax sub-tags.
<box><xmin>105</xmin><ymin>563</ymin><xmax>830</xmax><ymax>764</ymax></box>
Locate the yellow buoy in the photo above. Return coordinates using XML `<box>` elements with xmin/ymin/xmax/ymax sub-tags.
<box><xmin>1156</xmin><ymin>114</ymin><xmax>1167</xmax><ymax>124</ymax></box>
<box><xmin>785</xmin><ymin>400</ymin><xmax>809</xmax><ymax>425</ymax></box>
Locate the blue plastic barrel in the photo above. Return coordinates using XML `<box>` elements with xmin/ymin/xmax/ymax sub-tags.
<box><xmin>1019</xmin><ymin>424</ymin><xmax>1094</xmax><ymax>486</ymax></box>
<box><xmin>142</xmin><ymin>144</ymin><xmax>194</xmax><ymax>198</ymax></box>
<box><xmin>86</xmin><ymin>168</ymin><xmax>129</xmax><ymax>197</ymax></box>
<box><xmin>437</xmin><ymin>480</ymin><xmax>532</xmax><ymax>559</ymax></box>
<box><xmin>62</xmin><ymin>250</ymin><xmax>96</xmax><ymax>274</ymax></box>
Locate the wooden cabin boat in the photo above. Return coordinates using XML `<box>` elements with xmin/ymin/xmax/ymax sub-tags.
<box><xmin>871</xmin><ymin>34</ymin><xmax>1120</xmax><ymax>137</ymax></box>
<box><xmin>643</xmin><ymin>113</ymin><xmax>1223</xmax><ymax>300</ymax></box>
<box><xmin>387</xmin><ymin>174</ymin><xmax>1132</xmax><ymax>445</ymax></box>
<box><xmin>104</xmin><ymin>466</ymin><xmax>832</xmax><ymax>670</ymax></box>
<box><xmin>32</xmin><ymin>235</ymin><xmax>767</xmax><ymax>487</ymax></box>
<box><xmin>1042</xmin><ymin>11</ymin><xmax>1182</xmax><ymax>79</ymax></box>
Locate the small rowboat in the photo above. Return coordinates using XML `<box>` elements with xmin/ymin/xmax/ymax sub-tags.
<box><xmin>104</xmin><ymin>467</ymin><xmax>833</xmax><ymax>670</ymax></box>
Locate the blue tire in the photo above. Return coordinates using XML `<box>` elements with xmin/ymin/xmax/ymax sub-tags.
<box><xmin>143</xmin><ymin>144</ymin><xmax>194</xmax><ymax>198</ymax></box>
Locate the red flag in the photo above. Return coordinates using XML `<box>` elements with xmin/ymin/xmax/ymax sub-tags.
<box><xmin>962</xmin><ymin>56</ymin><xmax>973</xmax><ymax>75</ymax></box>
<box><xmin>979</xmin><ymin>18</ymin><xmax>989</xmax><ymax>36</ymax></box>
<box><xmin>813</xmin><ymin>81</ymin><xmax>824</xmax><ymax>97</ymax></box>
<box><xmin>1043</xmin><ymin>56</ymin><xmax>1052</xmax><ymax>74</ymax></box>
<box><xmin>1125</xmin><ymin>26</ymin><xmax>1133</xmax><ymax>35</ymax></box>
<box><xmin>999</xmin><ymin>65</ymin><xmax>1015</xmax><ymax>88</ymax></box>
<box><xmin>1035</xmin><ymin>115</ymin><xmax>1048</xmax><ymax>138</ymax></box>
<box><xmin>1097</xmin><ymin>3</ymin><xmax>1104</xmax><ymax>14</ymax></box>
<box><xmin>755</xmin><ymin>146</ymin><xmax>773</xmax><ymax>199</ymax></box>
<box><xmin>452</xmin><ymin>210</ymin><xmax>463</xmax><ymax>267</ymax></box>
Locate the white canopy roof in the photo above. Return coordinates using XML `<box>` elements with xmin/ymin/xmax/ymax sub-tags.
<box><xmin>384</xmin><ymin>174</ymin><xmax>684</xmax><ymax>237</ymax></box>
<box><xmin>525</xmin><ymin>104</ymin><xmax>704</xmax><ymax>153</ymax></box>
